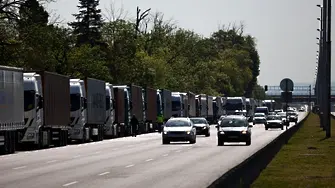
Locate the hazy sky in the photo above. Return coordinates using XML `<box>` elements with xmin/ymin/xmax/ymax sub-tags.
<box><xmin>47</xmin><ymin>0</ymin><xmax>331</xmax><ymax>87</ymax></box>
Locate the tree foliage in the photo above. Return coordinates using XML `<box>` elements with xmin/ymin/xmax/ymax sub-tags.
<box><xmin>0</xmin><ymin>0</ymin><xmax>265</xmax><ymax>98</ymax></box>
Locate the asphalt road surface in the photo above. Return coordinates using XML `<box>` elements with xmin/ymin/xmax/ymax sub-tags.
<box><xmin>0</xmin><ymin>112</ymin><xmax>308</xmax><ymax>188</ymax></box>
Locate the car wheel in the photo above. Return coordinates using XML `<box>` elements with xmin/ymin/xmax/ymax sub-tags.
<box><xmin>265</xmin><ymin>127</ymin><xmax>269</xmax><ymax>130</ymax></box>
<box><xmin>190</xmin><ymin>138</ymin><xmax>196</xmax><ymax>144</ymax></box>
<box><xmin>162</xmin><ymin>139</ymin><xmax>169</xmax><ymax>145</ymax></box>
<box><xmin>281</xmin><ymin>126</ymin><xmax>284</xmax><ymax>130</ymax></box>
<box><xmin>246</xmin><ymin>137</ymin><xmax>251</xmax><ymax>146</ymax></box>
<box><xmin>218</xmin><ymin>138</ymin><xmax>224</xmax><ymax>146</ymax></box>
<box><xmin>253</xmin><ymin>122</ymin><xmax>255</xmax><ymax>125</ymax></box>
<box><xmin>205</xmin><ymin>131</ymin><xmax>210</xmax><ymax>137</ymax></box>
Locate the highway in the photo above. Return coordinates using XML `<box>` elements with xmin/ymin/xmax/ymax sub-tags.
<box><xmin>0</xmin><ymin>112</ymin><xmax>307</xmax><ymax>188</ymax></box>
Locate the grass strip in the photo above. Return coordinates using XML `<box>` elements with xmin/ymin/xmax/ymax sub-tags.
<box><xmin>252</xmin><ymin>113</ymin><xmax>335</xmax><ymax>188</ymax></box>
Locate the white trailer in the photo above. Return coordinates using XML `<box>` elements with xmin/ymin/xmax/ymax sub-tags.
<box><xmin>0</xmin><ymin>66</ymin><xmax>25</xmax><ymax>154</ymax></box>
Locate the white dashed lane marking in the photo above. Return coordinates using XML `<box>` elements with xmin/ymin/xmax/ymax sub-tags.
<box><xmin>145</xmin><ymin>158</ymin><xmax>153</xmax><ymax>162</ymax></box>
<box><xmin>162</xmin><ymin>154</ymin><xmax>168</xmax><ymax>157</ymax></box>
<box><xmin>63</xmin><ymin>181</ymin><xmax>78</xmax><ymax>187</ymax></box>
<box><xmin>46</xmin><ymin>160</ymin><xmax>58</xmax><ymax>164</ymax></box>
<box><xmin>12</xmin><ymin>166</ymin><xmax>27</xmax><ymax>170</ymax></box>
<box><xmin>98</xmin><ymin>172</ymin><xmax>110</xmax><ymax>176</ymax></box>
<box><xmin>125</xmin><ymin>164</ymin><xmax>134</xmax><ymax>168</ymax></box>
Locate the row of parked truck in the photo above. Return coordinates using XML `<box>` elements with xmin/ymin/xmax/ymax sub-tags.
<box><xmin>0</xmin><ymin>66</ymin><xmax>230</xmax><ymax>154</ymax></box>
<box><xmin>0</xmin><ymin>65</ymin><xmax>274</xmax><ymax>154</ymax></box>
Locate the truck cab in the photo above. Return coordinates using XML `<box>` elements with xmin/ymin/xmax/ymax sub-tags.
<box><xmin>20</xmin><ymin>73</ymin><xmax>43</xmax><ymax>144</ymax></box>
<box><xmin>69</xmin><ymin>79</ymin><xmax>88</xmax><ymax>141</ymax></box>
<box><xmin>172</xmin><ymin>92</ymin><xmax>183</xmax><ymax>117</ymax></box>
<box><xmin>156</xmin><ymin>91</ymin><xmax>163</xmax><ymax>131</ymax></box>
<box><xmin>113</xmin><ymin>86</ymin><xmax>131</xmax><ymax>136</ymax></box>
<box><xmin>104</xmin><ymin>83</ymin><xmax>115</xmax><ymax>137</ymax></box>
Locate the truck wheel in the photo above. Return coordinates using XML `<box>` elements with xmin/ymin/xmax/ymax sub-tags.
<box><xmin>100</xmin><ymin>125</ymin><xmax>104</xmax><ymax>141</ymax></box>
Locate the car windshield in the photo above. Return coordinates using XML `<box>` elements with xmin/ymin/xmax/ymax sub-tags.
<box><xmin>190</xmin><ymin>118</ymin><xmax>207</xmax><ymax>124</ymax></box>
<box><xmin>267</xmin><ymin>116</ymin><xmax>281</xmax><ymax>120</ymax></box>
<box><xmin>288</xmin><ymin>112</ymin><xmax>296</xmax><ymax>116</ymax></box>
<box><xmin>220</xmin><ymin>118</ymin><xmax>246</xmax><ymax>127</ymax></box>
<box><xmin>165</xmin><ymin>120</ymin><xmax>191</xmax><ymax>127</ymax></box>
<box><xmin>254</xmin><ymin>114</ymin><xmax>264</xmax><ymax>117</ymax></box>
<box><xmin>278</xmin><ymin>112</ymin><xmax>286</xmax><ymax>117</ymax></box>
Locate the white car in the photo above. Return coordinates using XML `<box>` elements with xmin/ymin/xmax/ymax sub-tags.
<box><xmin>265</xmin><ymin>115</ymin><xmax>284</xmax><ymax>130</ymax></box>
<box><xmin>162</xmin><ymin>118</ymin><xmax>196</xmax><ymax>144</ymax></box>
<box><xmin>253</xmin><ymin>113</ymin><xmax>267</xmax><ymax>125</ymax></box>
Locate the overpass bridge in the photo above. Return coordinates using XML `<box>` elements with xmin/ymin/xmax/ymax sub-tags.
<box><xmin>264</xmin><ymin>85</ymin><xmax>335</xmax><ymax>103</ymax></box>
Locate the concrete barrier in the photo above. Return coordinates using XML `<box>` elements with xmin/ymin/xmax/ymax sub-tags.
<box><xmin>208</xmin><ymin>112</ymin><xmax>311</xmax><ymax>188</ymax></box>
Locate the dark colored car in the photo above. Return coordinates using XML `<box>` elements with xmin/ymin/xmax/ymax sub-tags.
<box><xmin>217</xmin><ymin>115</ymin><xmax>252</xmax><ymax>146</ymax></box>
<box><xmin>190</xmin><ymin>117</ymin><xmax>210</xmax><ymax>137</ymax></box>
<box><xmin>287</xmin><ymin>111</ymin><xmax>298</xmax><ymax>124</ymax></box>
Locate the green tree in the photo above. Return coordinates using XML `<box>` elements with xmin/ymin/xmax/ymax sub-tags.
<box><xmin>69</xmin><ymin>0</ymin><xmax>104</xmax><ymax>46</ymax></box>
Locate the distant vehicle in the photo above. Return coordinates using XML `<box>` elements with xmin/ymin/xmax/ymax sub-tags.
<box><xmin>298</xmin><ymin>107</ymin><xmax>305</xmax><ymax>112</ymax></box>
<box><xmin>190</xmin><ymin>117</ymin><xmax>210</xmax><ymax>137</ymax></box>
<box><xmin>253</xmin><ymin>113</ymin><xmax>267</xmax><ymax>125</ymax></box>
<box><xmin>268</xmin><ymin>112</ymin><xmax>276</xmax><ymax>116</ymax></box>
<box><xmin>275</xmin><ymin>109</ymin><xmax>284</xmax><ymax>113</ymax></box>
<box><xmin>162</xmin><ymin>118</ymin><xmax>196</xmax><ymax>144</ymax></box>
<box><xmin>217</xmin><ymin>115</ymin><xmax>252</xmax><ymax>146</ymax></box>
<box><xmin>277</xmin><ymin>112</ymin><xmax>287</xmax><ymax>124</ymax></box>
<box><xmin>255</xmin><ymin>106</ymin><xmax>269</xmax><ymax>116</ymax></box>
<box><xmin>265</xmin><ymin>115</ymin><xmax>284</xmax><ymax>130</ymax></box>
<box><xmin>287</xmin><ymin>111</ymin><xmax>298</xmax><ymax>124</ymax></box>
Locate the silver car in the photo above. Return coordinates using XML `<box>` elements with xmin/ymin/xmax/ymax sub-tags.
<box><xmin>162</xmin><ymin>118</ymin><xmax>196</xmax><ymax>144</ymax></box>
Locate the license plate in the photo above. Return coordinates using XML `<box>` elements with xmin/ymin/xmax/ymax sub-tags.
<box><xmin>229</xmin><ymin>136</ymin><xmax>238</xmax><ymax>138</ymax></box>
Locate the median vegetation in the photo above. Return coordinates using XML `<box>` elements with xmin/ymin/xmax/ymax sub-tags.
<box><xmin>252</xmin><ymin>113</ymin><xmax>335</xmax><ymax>188</ymax></box>
<box><xmin>0</xmin><ymin>0</ymin><xmax>266</xmax><ymax>97</ymax></box>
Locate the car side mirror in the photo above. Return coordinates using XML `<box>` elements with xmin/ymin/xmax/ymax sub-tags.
<box><xmin>248</xmin><ymin>125</ymin><xmax>253</xmax><ymax>128</ymax></box>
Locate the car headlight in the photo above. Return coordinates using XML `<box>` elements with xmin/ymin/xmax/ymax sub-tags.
<box><xmin>219</xmin><ymin>131</ymin><xmax>225</xmax><ymax>134</ymax></box>
<box><xmin>186</xmin><ymin>131</ymin><xmax>190</xmax><ymax>134</ymax></box>
<box><xmin>241</xmin><ymin>130</ymin><xmax>247</xmax><ymax>134</ymax></box>
<box><xmin>203</xmin><ymin>126</ymin><xmax>207</xmax><ymax>129</ymax></box>
<box><xmin>163</xmin><ymin>131</ymin><xmax>168</xmax><ymax>134</ymax></box>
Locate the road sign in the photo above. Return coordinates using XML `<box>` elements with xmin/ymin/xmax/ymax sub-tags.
<box><xmin>280</xmin><ymin>78</ymin><xmax>294</xmax><ymax>91</ymax></box>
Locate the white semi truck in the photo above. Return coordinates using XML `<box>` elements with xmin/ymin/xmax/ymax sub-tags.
<box><xmin>18</xmin><ymin>71</ymin><xmax>70</xmax><ymax>148</ymax></box>
<box><xmin>0</xmin><ymin>66</ymin><xmax>25</xmax><ymax>154</ymax></box>
<box><xmin>69</xmin><ymin>78</ymin><xmax>106</xmax><ymax>142</ymax></box>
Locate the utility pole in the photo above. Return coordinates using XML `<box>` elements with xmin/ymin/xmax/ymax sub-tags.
<box><xmin>325</xmin><ymin>0</ymin><xmax>331</xmax><ymax>137</ymax></box>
